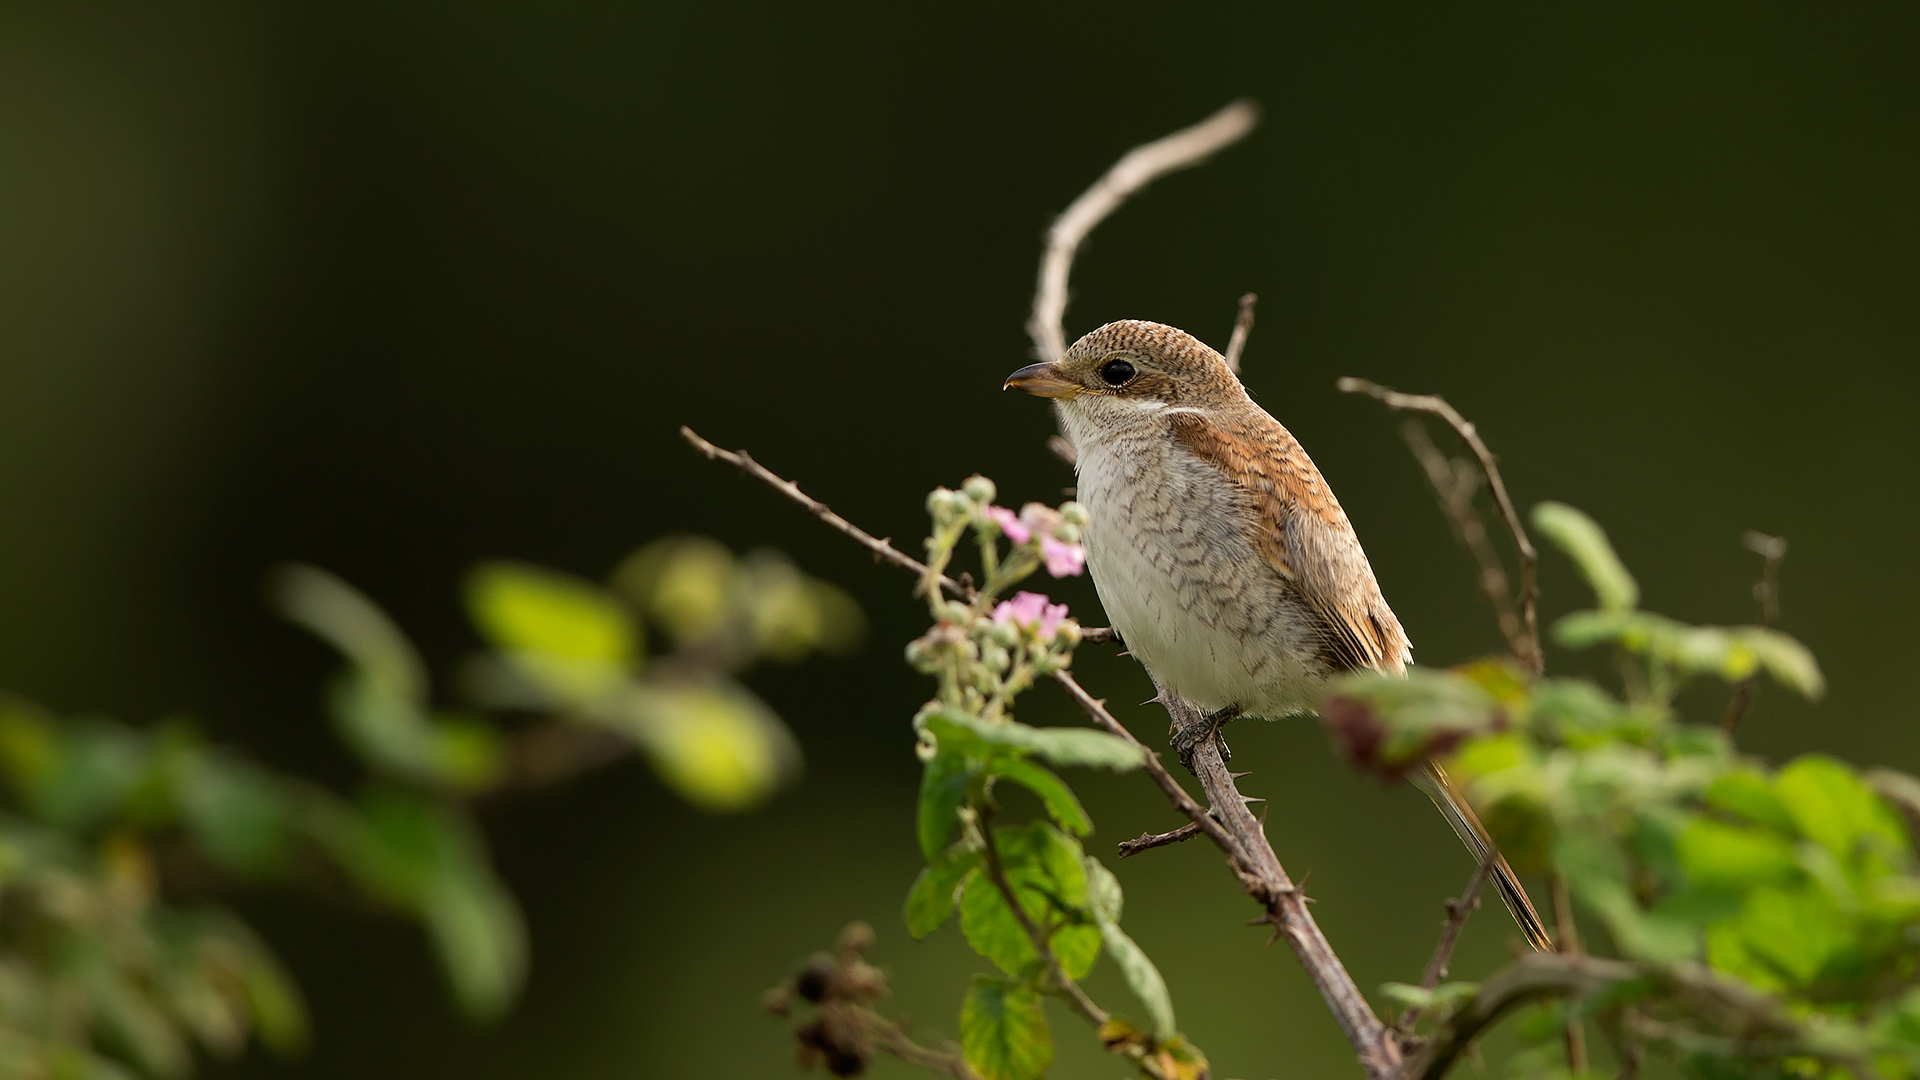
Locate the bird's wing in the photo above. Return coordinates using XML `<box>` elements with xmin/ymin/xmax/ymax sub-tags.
<box><xmin>1169</xmin><ymin>408</ymin><xmax>1411</xmax><ymax>674</ymax></box>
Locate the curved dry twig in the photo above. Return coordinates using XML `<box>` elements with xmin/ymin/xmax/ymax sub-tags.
<box><xmin>1027</xmin><ymin>101</ymin><xmax>1260</xmax><ymax>363</ymax></box>
<box><xmin>1337</xmin><ymin>379</ymin><xmax>1541</xmax><ymax>675</ymax></box>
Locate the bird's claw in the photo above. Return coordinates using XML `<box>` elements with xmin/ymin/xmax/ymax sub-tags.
<box><xmin>1171</xmin><ymin>704</ymin><xmax>1241</xmax><ymax>771</ymax></box>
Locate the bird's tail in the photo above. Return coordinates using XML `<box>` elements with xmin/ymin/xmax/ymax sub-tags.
<box><xmin>1410</xmin><ymin>760</ymin><xmax>1554</xmax><ymax>953</ymax></box>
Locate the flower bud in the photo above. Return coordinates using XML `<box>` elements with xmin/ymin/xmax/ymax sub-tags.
<box><xmin>1055</xmin><ymin>522</ymin><xmax>1082</xmax><ymax>544</ymax></box>
<box><xmin>981</xmin><ymin>644</ymin><xmax>1011</xmax><ymax>672</ymax></box>
<box><xmin>1055</xmin><ymin>621</ymin><xmax>1082</xmax><ymax>647</ymax></box>
<box><xmin>988</xmin><ymin>621</ymin><xmax>1019</xmax><ymax>649</ymax></box>
<box><xmin>1059</xmin><ymin>501</ymin><xmax>1089</xmax><ymax>526</ymax></box>
<box><xmin>941</xmin><ymin>601</ymin><xmax>972</xmax><ymax>625</ymax></box>
<box><xmin>962</xmin><ymin>475</ymin><xmax>997</xmax><ymax>504</ymax></box>
<box><xmin>925</xmin><ymin>487</ymin><xmax>954</xmax><ymax>516</ymax></box>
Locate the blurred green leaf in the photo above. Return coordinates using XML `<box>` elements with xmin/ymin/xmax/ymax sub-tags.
<box><xmin>317</xmin><ymin>793</ymin><xmax>527</xmax><ymax>1019</ymax></box>
<box><xmin>615</xmin><ymin>681</ymin><xmax>800</xmax><ymax>813</ymax></box>
<box><xmin>1321</xmin><ymin>668</ymin><xmax>1503</xmax><ymax>780</ymax></box>
<box><xmin>270</xmin><ymin>564</ymin><xmax>427</xmax><ymax>701</ymax></box>
<box><xmin>960</xmin><ymin>976</ymin><xmax>1051</xmax><ymax>1080</ymax></box>
<box><xmin>175</xmin><ymin>754</ymin><xmax>297</xmax><ymax>876</ymax></box>
<box><xmin>993</xmin><ymin>758</ymin><xmax>1090</xmax><ymax>837</ymax></box>
<box><xmin>467</xmin><ymin>561</ymin><xmax>638</xmax><ymax>665</ymax></box>
<box><xmin>616</xmin><ymin>536</ymin><xmax>735</xmax><ymax>644</ymax></box>
<box><xmin>1085</xmin><ymin>858</ymin><xmax>1175</xmax><ymax>1039</ymax></box>
<box><xmin>1705</xmin><ymin>770</ymin><xmax>1799</xmax><ymax>835</ymax></box>
<box><xmin>1775</xmin><ymin>755</ymin><xmax>1905</xmax><ymax>865</ymax></box>
<box><xmin>1533</xmin><ymin>502</ymin><xmax>1639</xmax><ymax>611</ymax></box>
<box><xmin>905</xmin><ymin>846</ymin><xmax>982</xmax><ymax>939</ymax></box>
<box><xmin>924</xmin><ymin>710</ymin><xmax>1141</xmax><ymax>772</ymax></box>
<box><xmin>737</xmin><ymin>551</ymin><xmax>864</xmax><ymax>661</ymax></box>
<box><xmin>327</xmin><ymin>677</ymin><xmax>502</xmax><ymax>791</ymax></box>
<box><xmin>1677</xmin><ymin>818</ymin><xmax>1799</xmax><ymax>889</ymax></box>
<box><xmin>1738</xmin><ymin>883</ymin><xmax>1844</xmax><ymax>985</ymax></box>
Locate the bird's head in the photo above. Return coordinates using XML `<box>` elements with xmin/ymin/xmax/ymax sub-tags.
<box><xmin>1004</xmin><ymin>321</ymin><xmax>1247</xmax><ymax>433</ymax></box>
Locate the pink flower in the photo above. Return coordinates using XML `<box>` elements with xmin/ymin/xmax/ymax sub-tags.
<box><xmin>986</xmin><ymin>506</ymin><xmax>1030</xmax><ymax>545</ymax></box>
<box><xmin>1040</xmin><ymin>535</ymin><xmax>1086</xmax><ymax>577</ymax></box>
<box><xmin>993</xmin><ymin>591</ymin><xmax>1070</xmax><ymax>638</ymax></box>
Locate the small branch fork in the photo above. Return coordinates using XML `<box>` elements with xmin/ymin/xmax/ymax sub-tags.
<box><xmin>1223</xmin><ymin>293</ymin><xmax>1258</xmax><ymax>374</ymax></box>
<box><xmin>1337</xmin><ymin>379</ymin><xmax>1542</xmax><ymax>676</ymax></box>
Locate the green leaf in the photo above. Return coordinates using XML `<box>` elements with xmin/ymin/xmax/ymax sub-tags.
<box><xmin>270</xmin><ymin>564</ymin><xmax>427</xmax><ymax>700</ymax></box>
<box><xmin>1742</xmin><ymin>628</ymin><xmax>1825</xmax><ymax>699</ymax></box>
<box><xmin>1705</xmin><ymin>770</ymin><xmax>1798</xmax><ymax>834</ymax></box>
<box><xmin>1737</xmin><ymin>883</ymin><xmax>1843</xmax><ymax>985</ymax></box>
<box><xmin>960</xmin><ymin>976</ymin><xmax>1052</xmax><ymax>1080</ymax></box>
<box><xmin>613</xmin><ymin>681</ymin><xmax>801</xmax><ymax>812</ymax></box>
<box><xmin>960</xmin><ymin>824</ymin><xmax>1092</xmax><ymax>976</ymax></box>
<box><xmin>994</xmin><ymin>758</ymin><xmax>1091</xmax><ymax>836</ymax></box>
<box><xmin>1676</xmin><ymin>817</ymin><xmax>1799</xmax><ymax>888</ymax></box>
<box><xmin>317</xmin><ymin>793</ymin><xmax>528</xmax><ymax>1019</ymax></box>
<box><xmin>1086</xmin><ymin>858</ymin><xmax>1175</xmax><ymax>1039</ymax></box>
<box><xmin>176</xmin><ymin>754</ymin><xmax>298</xmax><ymax>875</ymax></box>
<box><xmin>960</xmin><ymin>868</ymin><xmax>1038</xmax><ymax>975</ymax></box>
<box><xmin>1320</xmin><ymin>668</ymin><xmax>1503</xmax><ymax>780</ymax></box>
<box><xmin>1775</xmin><ymin>755</ymin><xmax>1905</xmax><ymax>864</ymax></box>
<box><xmin>905</xmin><ymin>847</ymin><xmax>982</xmax><ymax>938</ymax></box>
<box><xmin>925</xmin><ymin>711</ymin><xmax>1142</xmax><ymax>771</ymax></box>
<box><xmin>919</xmin><ymin>746</ymin><xmax>978</xmax><ymax>861</ymax></box>
<box><xmin>466</xmin><ymin>561</ymin><xmax>638</xmax><ymax>665</ymax></box>
<box><xmin>1532</xmin><ymin>502</ymin><xmax>1639</xmax><ymax>611</ymax></box>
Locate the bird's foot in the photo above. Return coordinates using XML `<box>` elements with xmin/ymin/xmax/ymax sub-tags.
<box><xmin>1171</xmin><ymin>704</ymin><xmax>1241</xmax><ymax>772</ymax></box>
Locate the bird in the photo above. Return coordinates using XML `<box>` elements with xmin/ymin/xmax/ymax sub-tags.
<box><xmin>1004</xmin><ymin>318</ymin><xmax>1552</xmax><ymax>953</ymax></box>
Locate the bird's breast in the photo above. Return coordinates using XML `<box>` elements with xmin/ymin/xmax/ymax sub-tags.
<box><xmin>1072</xmin><ymin>426</ymin><xmax>1325</xmax><ymax>716</ymax></box>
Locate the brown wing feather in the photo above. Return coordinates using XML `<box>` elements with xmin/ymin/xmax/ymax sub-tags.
<box><xmin>1169</xmin><ymin>407</ymin><xmax>1411</xmax><ymax>674</ymax></box>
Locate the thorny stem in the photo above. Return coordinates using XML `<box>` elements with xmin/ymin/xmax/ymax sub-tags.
<box><xmin>1400</xmin><ymin>846</ymin><xmax>1498</xmax><ymax>1033</ymax></box>
<box><xmin>681</xmin><ymin>426</ymin><xmax>974</xmax><ymax>602</ymax></box>
<box><xmin>1338</xmin><ymin>379</ymin><xmax>1542</xmax><ymax>676</ymax></box>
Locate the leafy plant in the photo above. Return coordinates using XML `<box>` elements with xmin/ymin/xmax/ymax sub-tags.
<box><xmin>0</xmin><ymin>536</ymin><xmax>857</xmax><ymax>1078</ymax></box>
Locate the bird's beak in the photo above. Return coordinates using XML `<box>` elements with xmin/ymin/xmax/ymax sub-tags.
<box><xmin>1003</xmin><ymin>362</ymin><xmax>1080</xmax><ymax>399</ymax></box>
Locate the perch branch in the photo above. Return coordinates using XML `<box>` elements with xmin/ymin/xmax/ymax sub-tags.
<box><xmin>1223</xmin><ymin>293</ymin><xmax>1258</xmax><ymax>373</ymax></box>
<box><xmin>868</xmin><ymin>1017</ymin><xmax>985</xmax><ymax>1080</ymax></box>
<box><xmin>683</xmin><ymin>426</ymin><xmax>1395</xmax><ymax>1077</ymax></box>
<box><xmin>1723</xmin><ymin>531</ymin><xmax>1788</xmax><ymax>733</ymax></box>
<box><xmin>1027</xmin><ymin>100</ymin><xmax>1260</xmax><ymax>363</ymax></box>
<box><xmin>680</xmin><ymin>426</ymin><xmax>971</xmax><ymax>601</ymax></box>
<box><xmin>1338</xmin><ymin>379</ymin><xmax>1541</xmax><ymax>675</ymax></box>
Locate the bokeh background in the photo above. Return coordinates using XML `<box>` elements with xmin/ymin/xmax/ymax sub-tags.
<box><xmin>4</xmin><ymin>3</ymin><xmax>1918</xmax><ymax>1077</ymax></box>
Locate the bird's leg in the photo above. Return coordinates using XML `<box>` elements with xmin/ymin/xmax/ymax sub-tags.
<box><xmin>1171</xmin><ymin>703</ymin><xmax>1240</xmax><ymax>771</ymax></box>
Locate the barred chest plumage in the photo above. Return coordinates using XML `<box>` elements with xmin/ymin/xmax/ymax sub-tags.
<box><xmin>1064</xmin><ymin>410</ymin><xmax>1332</xmax><ymax>718</ymax></box>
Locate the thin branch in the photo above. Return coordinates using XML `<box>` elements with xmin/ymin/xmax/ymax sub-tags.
<box><xmin>1117</xmin><ymin>820</ymin><xmax>1204</xmax><ymax>858</ymax></box>
<box><xmin>1723</xmin><ymin>531</ymin><xmax>1788</xmax><ymax>733</ymax></box>
<box><xmin>1410</xmin><ymin>953</ymin><xmax>1639</xmax><ymax>1080</ymax></box>
<box><xmin>1418</xmin><ymin>849</ymin><xmax>1497</xmax><ymax>994</ymax></box>
<box><xmin>1400</xmin><ymin>421</ymin><xmax>1526</xmax><ymax>664</ymax></box>
<box><xmin>868</xmin><ymin>1014</ymin><xmax>986</xmax><ymax>1080</ymax></box>
<box><xmin>1338</xmin><ymin>379</ymin><xmax>1541</xmax><ymax>676</ymax></box>
<box><xmin>680</xmin><ymin>426</ymin><xmax>971</xmax><ymax>600</ymax></box>
<box><xmin>1027</xmin><ymin>101</ymin><xmax>1260</xmax><ymax>363</ymax></box>
<box><xmin>1550</xmin><ymin>874</ymin><xmax>1589</xmax><ymax>1074</ymax></box>
<box><xmin>1080</xmin><ymin>626</ymin><xmax>1120</xmax><ymax>645</ymax></box>
<box><xmin>1223</xmin><ymin>293</ymin><xmax>1258</xmax><ymax>374</ymax></box>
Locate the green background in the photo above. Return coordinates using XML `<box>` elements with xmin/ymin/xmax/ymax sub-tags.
<box><xmin>2</xmin><ymin>3</ymin><xmax>1916</xmax><ymax>1077</ymax></box>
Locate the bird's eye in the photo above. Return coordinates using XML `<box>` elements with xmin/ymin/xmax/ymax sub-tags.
<box><xmin>1100</xmin><ymin>359</ymin><xmax>1136</xmax><ymax>385</ymax></box>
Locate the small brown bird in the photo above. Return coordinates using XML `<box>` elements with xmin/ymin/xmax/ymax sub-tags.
<box><xmin>1006</xmin><ymin>319</ymin><xmax>1552</xmax><ymax>952</ymax></box>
